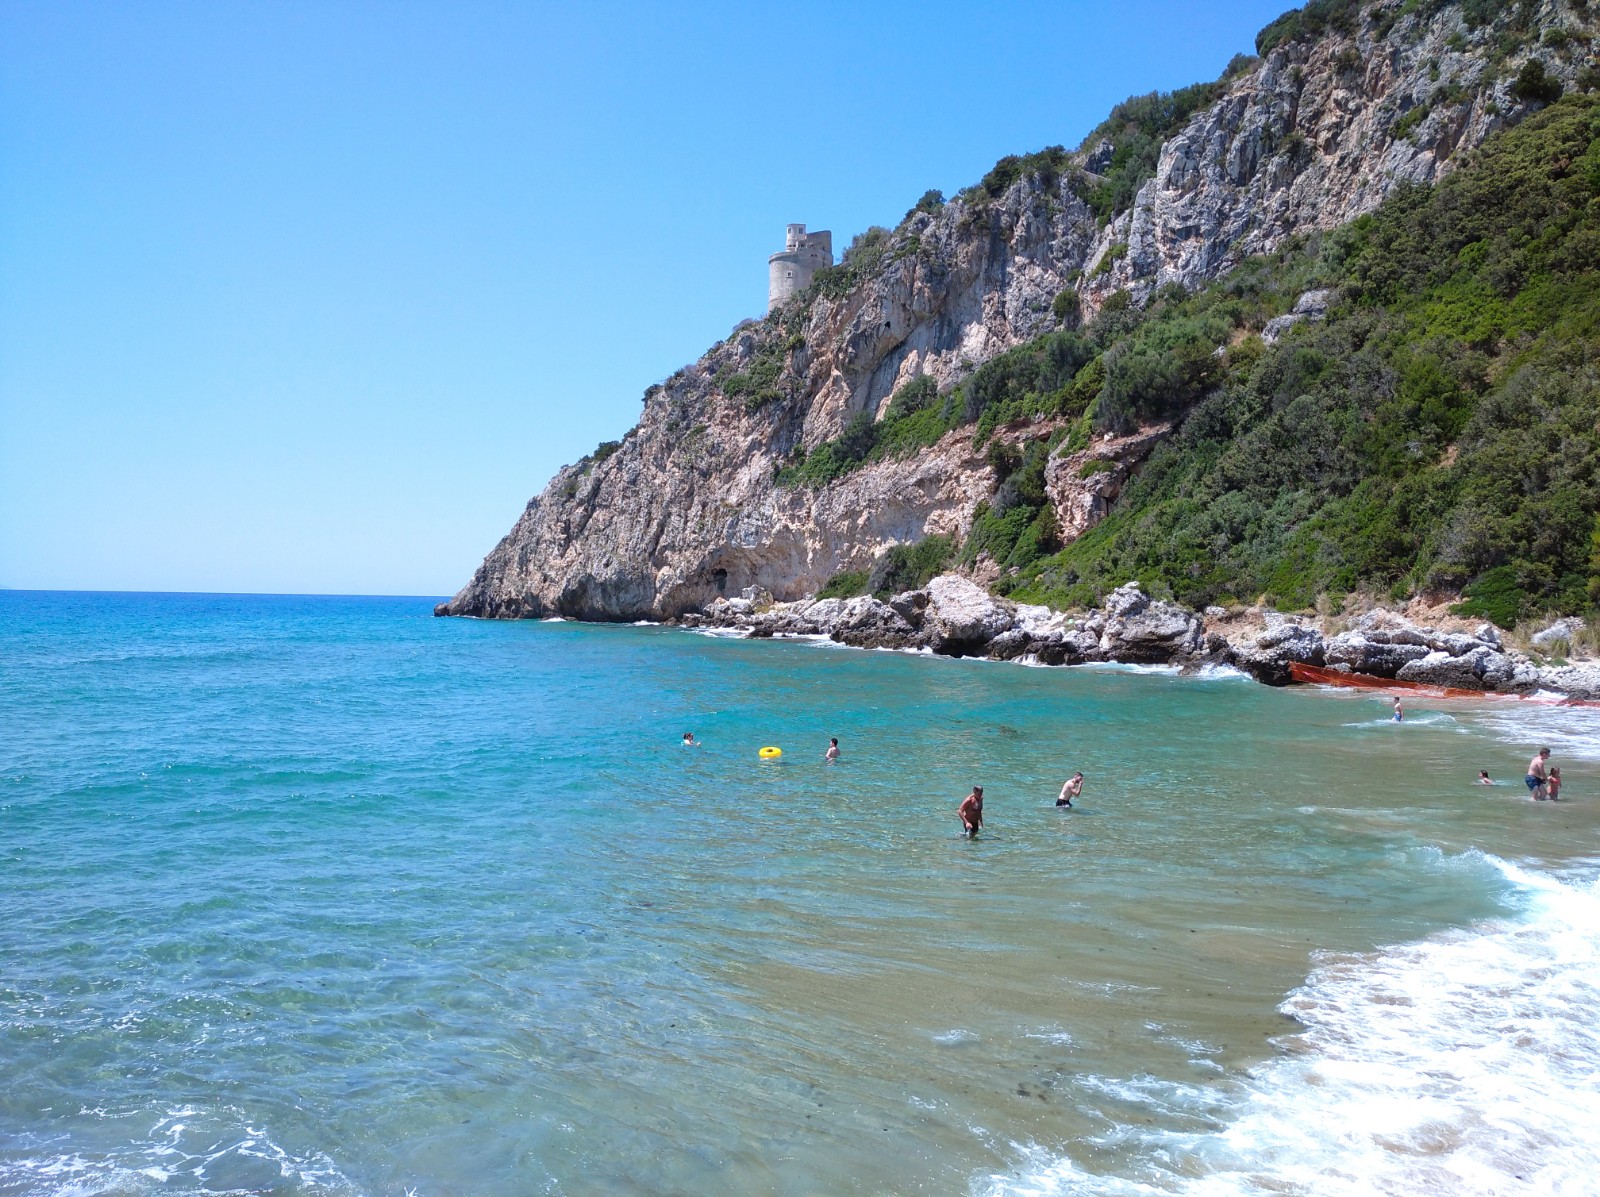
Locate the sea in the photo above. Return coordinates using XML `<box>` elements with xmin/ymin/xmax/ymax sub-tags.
<box><xmin>3</xmin><ymin>590</ymin><xmax>1598</xmax><ymax>1196</ymax></box>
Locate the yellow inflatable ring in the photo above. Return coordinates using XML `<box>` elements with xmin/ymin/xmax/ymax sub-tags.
<box><xmin>759</xmin><ymin>746</ymin><xmax>782</xmax><ymax>759</ymax></box>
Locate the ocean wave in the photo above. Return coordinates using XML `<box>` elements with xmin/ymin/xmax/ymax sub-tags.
<box><xmin>0</xmin><ymin>1103</ymin><xmax>360</xmax><ymax>1196</ymax></box>
<box><xmin>1189</xmin><ymin>664</ymin><xmax>1251</xmax><ymax>682</ymax></box>
<box><xmin>1472</xmin><ymin>701</ymin><xmax>1600</xmax><ymax>763</ymax></box>
<box><xmin>1070</xmin><ymin>662</ymin><xmax>1183</xmax><ymax>676</ymax></box>
<box><xmin>979</xmin><ymin>855</ymin><xmax>1600</xmax><ymax>1197</ymax></box>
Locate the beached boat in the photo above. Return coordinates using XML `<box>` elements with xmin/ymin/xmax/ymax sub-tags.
<box><xmin>1289</xmin><ymin>662</ymin><xmax>1594</xmax><ymax>706</ymax></box>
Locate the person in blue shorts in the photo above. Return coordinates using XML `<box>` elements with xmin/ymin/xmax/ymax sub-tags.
<box><xmin>1526</xmin><ymin>747</ymin><xmax>1551</xmax><ymax>798</ymax></box>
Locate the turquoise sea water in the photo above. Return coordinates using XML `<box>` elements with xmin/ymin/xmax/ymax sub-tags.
<box><xmin>3</xmin><ymin>591</ymin><xmax>1599</xmax><ymax>1196</ymax></box>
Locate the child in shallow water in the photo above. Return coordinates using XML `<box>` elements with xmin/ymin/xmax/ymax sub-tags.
<box><xmin>1478</xmin><ymin>770</ymin><xmax>1493</xmax><ymax>785</ymax></box>
<box><xmin>1546</xmin><ymin>767</ymin><xmax>1562</xmax><ymax>801</ymax></box>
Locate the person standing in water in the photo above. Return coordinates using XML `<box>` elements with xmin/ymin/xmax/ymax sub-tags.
<box><xmin>825</xmin><ymin>738</ymin><xmax>840</xmax><ymax>763</ymax></box>
<box><xmin>957</xmin><ymin>786</ymin><xmax>984</xmax><ymax>837</ymax></box>
<box><xmin>1478</xmin><ymin>770</ymin><xmax>1493</xmax><ymax>785</ymax></box>
<box><xmin>682</xmin><ymin>732</ymin><xmax>699</xmax><ymax>748</ymax></box>
<box><xmin>1056</xmin><ymin>772</ymin><xmax>1084</xmax><ymax>807</ymax></box>
<box><xmin>1526</xmin><ymin>747</ymin><xmax>1551</xmax><ymax>798</ymax></box>
<box><xmin>1392</xmin><ymin>696</ymin><xmax>1404</xmax><ymax>722</ymax></box>
<box><xmin>1546</xmin><ymin>766</ymin><xmax>1563</xmax><ymax>801</ymax></box>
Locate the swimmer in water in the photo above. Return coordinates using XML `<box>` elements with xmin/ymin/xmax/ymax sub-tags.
<box><xmin>1056</xmin><ymin>772</ymin><xmax>1084</xmax><ymax>807</ymax></box>
<box><xmin>1527</xmin><ymin>747</ymin><xmax>1551</xmax><ymax>799</ymax></box>
<box><xmin>825</xmin><ymin>737</ymin><xmax>840</xmax><ymax>763</ymax></box>
<box><xmin>957</xmin><ymin>786</ymin><xmax>983</xmax><ymax>837</ymax></box>
<box><xmin>1546</xmin><ymin>766</ymin><xmax>1562</xmax><ymax>801</ymax></box>
<box><xmin>1392</xmin><ymin>696</ymin><xmax>1403</xmax><ymax>722</ymax></box>
<box><xmin>1478</xmin><ymin>770</ymin><xmax>1493</xmax><ymax>785</ymax></box>
<box><xmin>682</xmin><ymin>732</ymin><xmax>699</xmax><ymax>748</ymax></box>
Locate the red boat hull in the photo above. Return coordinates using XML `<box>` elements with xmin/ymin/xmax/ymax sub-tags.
<box><xmin>1288</xmin><ymin>662</ymin><xmax>1593</xmax><ymax>706</ymax></box>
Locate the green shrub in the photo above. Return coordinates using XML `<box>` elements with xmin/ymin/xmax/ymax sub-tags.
<box><xmin>1394</xmin><ymin>103</ymin><xmax>1431</xmax><ymax>140</ymax></box>
<box><xmin>971</xmin><ymin>146</ymin><xmax>1071</xmax><ymax>200</ymax></box>
<box><xmin>1009</xmin><ymin>97</ymin><xmax>1600</xmax><ymax>618</ymax></box>
<box><xmin>1256</xmin><ymin>0</ymin><xmax>1363</xmax><ymax>56</ymax></box>
<box><xmin>1452</xmin><ymin>565</ymin><xmax>1527</xmax><ymax>628</ymax></box>
<box><xmin>886</xmin><ymin>374</ymin><xmax>937</xmax><ymax>421</ymax></box>
<box><xmin>809</xmin><ymin>227</ymin><xmax>893</xmax><ymax>300</ymax></box>
<box><xmin>1091</xmin><ymin>243</ymin><xmax>1128</xmax><ymax>278</ymax></box>
<box><xmin>1077</xmin><ymin>83</ymin><xmax>1224</xmax><ymax>223</ymax></box>
<box><xmin>869</xmin><ymin>536</ymin><xmax>956</xmax><ymax>597</ymax></box>
<box><xmin>817</xmin><ymin>569</ymin><xmax>870</xmax><ymax>599</ymax></box>
<box><xmin>1512</xmin><ymin>59</ymin><xmax>1563</xmax><ymax>105</ymax></box>
<box><xmin>906</xmin><ymin>189</ymin><xmax>945</xmax><ymax>221</ymax></box>
<box><xmin>1224</xmin><ymin>53</ymin><xmax>1261</xmax><ymax>79</ymax></box>
<box><xmin>776</xmin><ymin>376</ymin><xmax>957</xmax><ymax>488</ymax></box>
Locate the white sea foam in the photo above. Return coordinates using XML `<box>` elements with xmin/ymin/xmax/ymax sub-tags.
<box><xmin>979</xmin><ymin>854</ymin><xmax>1600</xmax><ymax>1197</ymax></box>
<box><xmin>1072</xmin><ymin>662</ymin><xmax>1183</xmax><ymax>676</ymax></box>
<box><xmin>1190</xmin><ymin>664</ymin><xmax>1251</xmax><ymax>682</ymax></box>
<box><xmin>0</xmin><ymin>1103</ymin><xmax>360</xmax><ymax>1196</ymax></box>
<box><xmin>1473</xmin><ymin>700</ymin><xmax>1600</xmax><ymax>763</ymax></box>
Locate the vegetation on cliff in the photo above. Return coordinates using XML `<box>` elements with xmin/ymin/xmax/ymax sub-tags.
<box><xmin>800</xmin><ymin>95</ymin><xmax>1600</xmax><ymax>626</ymax></box>
<box><xmin>1017</xmin><ymin>95</ymin><xmax>1600</xmax><ymax>623</ymax></box>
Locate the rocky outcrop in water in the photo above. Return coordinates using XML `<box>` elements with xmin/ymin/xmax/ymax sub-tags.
<box><xmin>439</xmin><ymin>0</ymin><xmax>1591</xmax><ymax>624</ymax></box>
<box><xmin>685</xmin><ymin>577</ymin><xmax>1210</xmax><ymax>669</ymax></box>
<box><xmin>682</xmin><ymin>576</ymin><xmax>1600</xmax><ymax>700</ymax></box>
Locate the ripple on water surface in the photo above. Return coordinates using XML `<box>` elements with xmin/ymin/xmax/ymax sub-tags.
<box><xmin>2</xmin><ymin>592</ymin><xmax>1599</xmax><ymax>1195</ymax></box>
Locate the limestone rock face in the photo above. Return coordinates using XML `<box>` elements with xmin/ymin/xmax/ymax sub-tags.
<box><xmin>1232</xmin><ymin>616</ymin><xmax>1327</xmax><ymax>685</ymax></box>
<box><xmin>1098</xmin><ymin>583</ymin><xmax>1205</xmax><ymax>662</ymax></box>
<box><xmin>1044</xmin><ymin>424</ymin><xmax>1171</xmax><ymax>541</ymax></box>
<box><xmin>1324</xmin><ymin>631</ymin><xmax>1433</xmax><ymax>678</ymax></box>
<box><xmin>442</xmin><ymin>0</ymin><xmax>1584</xmax><ymax>622</ymax></box>
<box><xmin>1079</xmin><ymin>6</ymin><xmax>1584</xmax><ymax>312</ymax></box>
<box><xmin>925</xmin><ymin>575</ymin><xmax>1015</xmax><ymax>655</ymax></box>
<box><xmin>1396</xmin><ymin>648</ymin><xmax>1494</xmax><ymax>689</ymax></box>
<box><xmin>1530</xmin><ymin>617</ymin><xmax>1586</xmax><ymax>652</ymax></box>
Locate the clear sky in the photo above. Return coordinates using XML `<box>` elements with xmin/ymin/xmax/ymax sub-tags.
<box><xmin>0</xmin><ymin>0</ymin><xmax>1291</xmax><ymax>596</ymax></box>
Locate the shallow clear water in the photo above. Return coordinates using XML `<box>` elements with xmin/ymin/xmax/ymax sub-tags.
<box><xmin>3</xmin><ymin>591</ymin><xmax>1598</xmax><ymax>1195</ymax></box>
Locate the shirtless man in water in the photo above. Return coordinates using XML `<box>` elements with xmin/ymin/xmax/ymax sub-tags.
<box><xmin>957</xmin><ymin>786</ymin><xmax>984</xmax><ymax>837</ymax></box>
<box><xmin>825</xmin><ymin>738</ymin><xmax>840</xmax><ymax>763</ymax></box>
<box><xmin>1056</xmin><ymin>772</ymin><xmax>1084</xmax><ymax>807</ymax></box>
<box><xmin>1526</xmin><ymin>747</ymin><xmax>1551</xmax><ymax>799</ymax></box>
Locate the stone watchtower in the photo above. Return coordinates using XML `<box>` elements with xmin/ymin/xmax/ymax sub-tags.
<box><xmin>767</xmin><ymin>223</ymin><xmax>833</xmax><ymax>312</ymax></box>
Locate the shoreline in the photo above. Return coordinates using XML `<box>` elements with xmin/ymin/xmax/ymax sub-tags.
<box><xmin>446</xmin><ymin>575</ymin><xmax>1600</xmax><ymax>703</ymax></box>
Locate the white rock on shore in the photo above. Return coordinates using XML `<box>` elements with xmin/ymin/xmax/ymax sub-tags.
<box><xmin>682</xmin><ymin>577</ymin><xmax>1599</xmax><ymax>701</ymax></box>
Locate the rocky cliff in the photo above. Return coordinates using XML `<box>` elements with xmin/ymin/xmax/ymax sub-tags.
<box><xmin>441</xmin><ymin>0</ymin><xmax>1593</xmax><ymax>621</ymax></box>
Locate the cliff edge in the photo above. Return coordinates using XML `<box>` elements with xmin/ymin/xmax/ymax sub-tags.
<box><xmin>441</xmin><ymin>0</ymin><xmax>1593</xmax><ymax>621</ymax></box>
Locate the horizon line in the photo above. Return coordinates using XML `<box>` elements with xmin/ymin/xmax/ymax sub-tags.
<box><xmin>1</xmin><ymin>587</ymin><xmax>451</xmax><ymax>600</ymax></box>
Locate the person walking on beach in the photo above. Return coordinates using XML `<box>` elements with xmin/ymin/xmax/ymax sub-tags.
<box><xmin>1546</xmin><ymin>766</ymin><xmax>1562</xmax><ymax>801</ymax></box>
<box><xmin>1526</xmin><ymin>747</ymin><xmax>1551</xmax><ymax>799</ymax></box>
<box><xmin>1056</xmin><ymin>772</ymin><xmax>1084</xmax><ymax>807</ymax></box>
<box><xmin>825</xmin><ymin>738</ymin><xmax>840</xmax><ymax>763</ymax></box>
<box><xmin>957</xmin><ymin>786</ymin><xmax>984</xmax><ymax>837</ymax></box>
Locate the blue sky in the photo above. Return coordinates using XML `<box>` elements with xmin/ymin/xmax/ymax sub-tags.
<box><xmin>0</xmin><ymin>0</ymin><xmax>1291</xmax><ymax>596</ymax></box>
